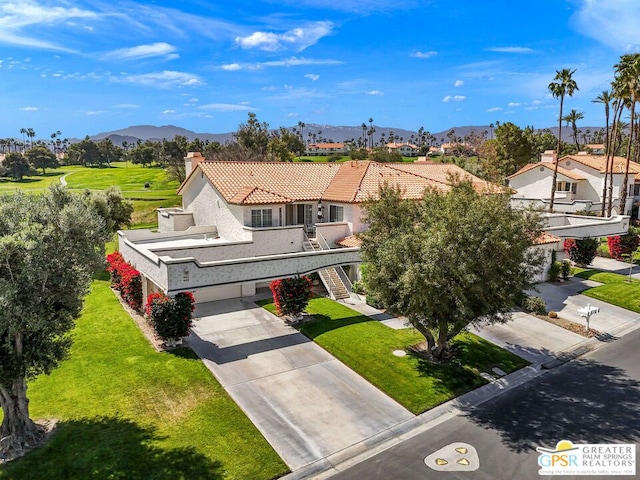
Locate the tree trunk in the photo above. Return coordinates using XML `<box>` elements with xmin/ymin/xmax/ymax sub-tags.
<box><xmin>0</xmin><ymin>378</ymin><xmax>42</xmax><ymax>456</ymax></box>
<box><xmin>619</xmin><ymin>101</ymin><xmax>635</xmax><ymax>215</ymax></box>
<box><xmin>550</xmin><ymin>96</ymin><xmax>564</xmax><ymax>212</ymax></box>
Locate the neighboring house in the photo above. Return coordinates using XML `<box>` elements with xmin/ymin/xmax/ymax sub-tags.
<box><xmin>386</xmin><ymin>142</ymin><xmax>419</xmax><ymax>157</ymax></box>
<box><xmin>508</xmin><ymin>150</ymin><xmax>640</xmax><ymax>217</ymax></box>
<box><xmin>119</xmin><ymin>156</ymin><xmax>494</xmax><ymax>304</ymax></box>
<box><xmin>586</xmin><ymin>144</ymin><xmax>606</xmax><ymax>155</ymax></box>
<box><xmin>305</xmin><ymin>143</ymin><xmax>349</xmax><ymax>156</ymax></box>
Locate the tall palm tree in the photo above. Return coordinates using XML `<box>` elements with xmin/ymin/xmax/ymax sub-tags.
<box><xmin>361</xmin><ymin>123</ymin><xmax>367</xmax><ymax>149</ymax></box>
<box><xmin>368</xmin><ymin>118</ymin><xmax>374</xmax><ymax>146</ymax></box>
<box><xmin>593</xmin><ymin>90</ymin><xmax>613</xmax><ymax>215</ymax></box>
<box><xmin>548</xmin><ymin>68</ymin><xmax>579</xmax><ymax>211</ymax></box>
<box><xmin>562</xmin><ymin>109</ymin><xmax>585</xmax><ymax>147</ymax></box>
<box><xmin>614</xmin><ymin>54</ymin><xmax>640</xmax><ymax>215</ymax></box>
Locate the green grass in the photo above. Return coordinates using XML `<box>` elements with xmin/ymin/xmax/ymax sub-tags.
<box><xmin>0</xmin><ymin>278</ymin><xmax>287</xmax><ymax>480</ymax></box>
<box><xmin>573</xmin><ymin>268</ymin><xmax>640</xmax><ymax>313</ymax></box>
<box><xmin>0</xmin><ymin>166</ymin><xmax>84</xmax><ymax>193</ymax></box>
<box><xmin>259</xmin><ymin>298</ymin><xmax>528</xmax><ymax>415</ymax></box>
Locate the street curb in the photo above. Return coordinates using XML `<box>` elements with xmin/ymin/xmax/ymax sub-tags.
<box><xmin>279</xmin><ymin>319</ymin><xmax>640</xmax><ymax>480</ymax></box>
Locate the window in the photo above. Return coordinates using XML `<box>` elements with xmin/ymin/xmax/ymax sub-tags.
<box><xmin>556</xmin><ymin>182</ymin><xmax>571</xmax><ymax>192</ymax></box>
<box><xmin>329</xmin><ymin>205</ymin><xmax>344</xmax><ymax>222</ymax></box>
<box><xmin>251</xmin><ymin>209</ymin><xmax>272</xmax><ymax>228</ymax></box>
<box><xmin>571</xmin><ymin>183</ymin><xmax>577</xmax><ymax>194</ymax></box>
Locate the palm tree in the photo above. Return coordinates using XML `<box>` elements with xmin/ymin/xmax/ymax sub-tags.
<box><xmin>548</xmin><ymin>68</ymin><xmax>579</xmax><ymax>211</ymax></box>
<box><xmin>19</xmin><ymin>128</ymin><xmax>27</xmax><ymax>152</ymax></box>
<box><xmin>489</xmin><ymin>123</ymin><xmax>494</xmax><ymax>139</ymax></box>
<box><xmin>593</xmin><ymin>90</ymin><xmax>613</xmax><ymax>215</ymax></box>
<box><xmin>368</xmin><ymin>118</ymin><xmax>374</xmax><ymax>146</ymax></box>
<box><xmin>562</xmin><ymin>109</ymin><xmax>585</xmax><ymax>147</ymax></box>
<box><xmin>26</xmin><ymin>128</ymin><xmax>36</xmax><ymax>149</ymax></box>
<box><xmin>614</xmin><ymin>54</ymin><xmax>640</xmax><ymax>215</ymax></box>
<box><xmin>361</xmin><ymin>123</ymin><xmax>367</xmax><ymax>149</ymax></box>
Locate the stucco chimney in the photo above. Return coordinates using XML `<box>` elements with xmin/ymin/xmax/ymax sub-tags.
<box><xmin>540</xmin><ymin>150</ymin><xmax>556</xmax><ymax>163</ymax></box>
<box><xmin>184</xmin><ymin>151</ymin><xmax>204</xmax><ymax>177</ymax></box>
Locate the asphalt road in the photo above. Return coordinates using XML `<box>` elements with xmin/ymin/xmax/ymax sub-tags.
<box><xmin>331</xmin><ymin>328</ymin><xmax>640</xmax><ymax>480</ymax></box>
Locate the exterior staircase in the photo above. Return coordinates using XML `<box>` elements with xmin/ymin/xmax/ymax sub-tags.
<box><xmin>304</xmin><ymin>237</ymin><xmax>352</xmax><ymax>300</ymax></box>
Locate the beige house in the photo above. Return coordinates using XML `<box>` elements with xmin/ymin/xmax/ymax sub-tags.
<box><xmin>386</xmin><ymin>142</ymin><xmax>419</xmax><ymax>157</ymax></box>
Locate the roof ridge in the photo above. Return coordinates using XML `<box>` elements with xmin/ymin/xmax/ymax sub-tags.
<box><xmin>385</xmin><ymin>162</ymin><xmax>451</xmax><ymax>187</ymax></box>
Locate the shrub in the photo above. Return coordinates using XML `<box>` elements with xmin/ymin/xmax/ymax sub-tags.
<box><xmin>145</xmin><ymin>291</ymin><xmax>195</xmax><ymax>341</ymax></box>
<box><xmin>351</xmin><ymin>280</ymin><xmax>366</xmax><ymax>295</ymax></box>
<box><xmin>548</xmin><ymin>311</ymin><xmax>558</xmax><ymax>318</ymax></box>
<box><xmin>269</xmin><ymin>276</ymin><xmax>313</xmax><ymax>317</ymax></box>
<box><xmin>106</xmin><ymin>252</ymin><xmax>143</xmax><ymax>311</ymax></box>
<box><xmin>564</xmin><ymin>238</ymin><xmax>599</xmax><ymax>266</ymax></box>
<box><xmin>522</xmin><ymin>296</ymin><xmax>547</xmax><ymax>315</ymax></box>
<box><xmin>561</xmin><ymin>260</ymin><xmax>572</xmax><ymax>280</ymax></box>
<box><xmin>548</xmin><ymin>261</ymin><xmax>562</xmax><ymax>282</ymax></box>
<box><xmin>607</xmin><ymin>228</ymin><xmax>640</xmax><ymax>261</ymax></box>
<box><xmin>597</xmin><ymin>242</ymin><xmax>611</xmax><ymax>258</ymax></box>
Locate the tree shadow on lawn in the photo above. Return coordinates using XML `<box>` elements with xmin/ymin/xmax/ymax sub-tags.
<box><xmin>573</xmin><ymin>269</ymin><xmax>602</xmax><ymax>281</ymax></box>
<box><xmin>462</xmin><ymin>359</ymin><xmax>640</xmax><ymax>453</ymax></box>
<box><xmin>298</xmin><ymin>313</ymin><xmax>372</xmax><ymax>339</ymax></box>
<box><xmin>0</xmin><ymin>416</ymin><xmax>223</xmax><ymax>480</ymax></box>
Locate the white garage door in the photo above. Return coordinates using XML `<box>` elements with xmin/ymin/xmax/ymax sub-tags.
<box><xmin>193</xmin><ymin>285</ymin><xmax>242</xmax><ymax>303</ymax></box>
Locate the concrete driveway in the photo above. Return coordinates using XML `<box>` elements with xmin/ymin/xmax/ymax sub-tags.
<box><xmin>470</xmin><ymin>312</ymin><xmax>584</xmax><ymax>363</ymax></box>
<box><xmin>531</xmin><ymin>279</ymin><xmax>640</xmax><ymax>333</ymax></box>
<box><xmin>187</xmin><ymin>298</ymin><xmax>413</xmax><ymax>471</ymax></box>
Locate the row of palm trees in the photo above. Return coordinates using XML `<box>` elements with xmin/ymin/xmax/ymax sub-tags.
<box><xmin>0</xmin><ymin>130</ymin><xmax>70</xmax><ymax>155</ymax></box>
<box><xmin>548</xmin><ymin>54</ymin><xmax>640</xmax><ymax>216</ymax></box>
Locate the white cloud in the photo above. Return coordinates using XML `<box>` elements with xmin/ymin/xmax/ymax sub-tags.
<box><xmin>305</xmin><ymin>73</ymin><xmax>320</xmax><ymax>81</ymax></box>
<box><xmin>161</xmin><ymin>109</ymin><xmax>176</xmax><ymax>114</ymax></box>
<box><xmin>198</xmin><ymin>103</ymin><xmax>253</xmax><ymax>112</ymax></box>
<box><xmin>235</xmin><ymin>21</ymin><xmax>333</xmax><ymax>52</ymax></box>
<box><xmin>86</xmin><ymin>110</ymin><xmax>105</xmax><ymax>115</ymax></box>
<box><xmin>531</xmin><ymin>99</ymin><xmax>542</xmax><ymax>105</ymax></box>
<box><xmin>287</xmin><ymin>112</ymin><xmax>299</xmax><ymax>117</ymax></box>
<box><xmin>485</xmin><ymin>46</ymin><xmax>534</xmax><ymax>53</ymax></box>
<box><xmin>410</xmin><ymin>50</ymin><xmax>437</xmax><ymax>59</ymax></box>
<box><xmin>572</xmin><ymin>0</ymin><xmax>640</xmax><ymax>51</ymax></box>
<box><xmin>20</xmin><ymin>106</ymin><xmax>38</xmax><ymax>111</ymax></box>
<box><xmin>442</xmin><ymin>95</ymin><xmax>466</xmax><ymax>103</ymax></box>
<box><xmin>222</xmin><ymin>57</ymin><xmax>342</xmax><ymax>71</ymax></box>
<box><xmin>103</xmin><ymin>42</ymin><xmax>179</xmax><ymax>61</ymax></box>
<box><xmin>454</xmin><ymin>80</ymin><xmax>464</xmax><ymax>87</ymax></box>
<box><xmin>0</xmin><ymin>2</ymin><xmax>97</xmax><ymax>51</ymax></box>
<box><xmin>365</xmin><ymin>90</ymin><xmax>384</xmax><ymax>96</ymax></box>
<box><xmin>508</xmin><ymin>102</ymin><xmax>522</xmax><ymax>107</ymax></box>
<box><xmin>112</xmin><ymin>103</ymin><xmax>139</xmax><ymax>109</ymax></box>
<box><xmin>221</xmin><ymin>63</ymin><xmax>241</xmax><ymax>71</ymax></box>
<box><xmin>116</xmin><ymin>70</ymin><xmax>204</xmax><ymax>88</ymax></box>
<box><xmin>487</xmin><ymin>107</ymin><xmax>503</xmax><ymax>112</ymax></box>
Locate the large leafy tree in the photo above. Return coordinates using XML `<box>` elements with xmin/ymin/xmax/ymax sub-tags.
<box><xmin>361</xmin><ymin>180</ymin><xmax>543</xmax><ymax>361</ymax></box>
<box><xmin>2</xmin><ymin>152</ymin><xmax>31</xmax><ymax>180</ymax></box>
<box><xmin>234</xmin><ymin>112</ymin><xmax>269</xmax><ymax>159</ymax></box>
<box><xmin>0</xmin><ymin>186</ymin><xmax>110</xmax><ymax>456</ymax></box>
<box><xmin>25</xmin><ymin>145</ymin><xmax>58</xmax><ymax>174</ymax></box>
<box><xmin>548</xmin><ymin>68</ymin><xmax>579</xmax><ymax>211</ymax></box>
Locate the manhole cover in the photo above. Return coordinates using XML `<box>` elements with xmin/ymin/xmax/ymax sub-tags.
<box><xmin>393</xmin><ymin>349</ymin><xmax>407</xmax><ymax>357</ymax></box>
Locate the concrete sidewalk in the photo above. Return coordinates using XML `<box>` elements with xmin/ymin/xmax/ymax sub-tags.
<box><xmin>188</xmin><ymin>298</ymin><xmax>413</xmax><ymax>472</ymax></box>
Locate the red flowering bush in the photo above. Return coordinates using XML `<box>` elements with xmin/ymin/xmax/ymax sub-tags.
<box><xmin>564</xmin><ymin>238</ymin><xmax>598</xmax><ymax>266</ymax></box>
<box><xmin>269</xmin><ymin>276</ymin><xmax>313</xmax><ymax>317</ymax></box>
<box><xmin>607</xmin><ymin>228</ymin><xmax>640</xmax><ymax>261</ymax></box>
<box><xmin>145</xmin><ymin>292</ymin><xmax>195</xmax><ymax>342</ymax></box>
<box><xmin>106</xmin><ymin>252</ymin><xmax>143</xmax><ymax>311</ymax></box>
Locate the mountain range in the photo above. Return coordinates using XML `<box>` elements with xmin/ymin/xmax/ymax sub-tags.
<box><xmin>88</xmin><ymin>123</ymin><xmax>604</xmax><ymax>146</ymax></box>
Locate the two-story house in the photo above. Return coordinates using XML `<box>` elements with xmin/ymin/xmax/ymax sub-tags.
<box><xmin>119</xmin><ymin>155</ymin><xmax>495</xmax><ymax>304</ymax></box>
<box><xmin>386</xmin><ymin>142</ymin><xmax>420</xmax><ymax>157</ymax></box>
<box><xmin>508</xmin><ymin>150</ymin><xmax>640</xmax><ymax>217</ymax></box>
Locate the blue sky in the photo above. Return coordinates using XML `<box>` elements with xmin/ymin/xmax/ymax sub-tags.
<box><xmin>1</xmin><ymin>0</ymin><xmax>639</xmax><ymax>139</ymax></box>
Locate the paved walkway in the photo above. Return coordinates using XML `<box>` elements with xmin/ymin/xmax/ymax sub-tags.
<box><xmin>187</xmin><ymin>298</ymin><xmax>413</xmax><ymax>471</ymax></box>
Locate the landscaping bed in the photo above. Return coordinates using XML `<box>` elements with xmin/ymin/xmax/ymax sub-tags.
<box><xmin>535</xmin><ymin>313</ymin><xmax>600</xmax><ymax>338</ymax></box>
<box><xmin>258</xmin><ymin>297</ymin><xmax>529</xmax><ymax>415</ymax></box>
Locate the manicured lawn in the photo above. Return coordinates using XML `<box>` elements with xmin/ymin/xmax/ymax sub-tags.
<box><xmin>0</xmin><ymin>279</ymin><xmax>287</xmax><ymax>480</ymax></box>
<box><xmin>259</xmin><ymin>298</ymin><xmax>529</xmax><ymax>415</ymax></box>
<box><xmin>573</xmin><ymin>268</ymin><xmax>640</xmax><ymax>313</ymax></box>
<box><xmin>0</xmin><ymin>166</ymin><xmax>83</xmax><ymax>193</ymax></box>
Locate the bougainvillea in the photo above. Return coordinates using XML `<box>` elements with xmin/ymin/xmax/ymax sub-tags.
<box><xmin>105</xmin><ymin>252</ymin><xmax>143</xmax><ymax>311</ymax></box>
<box><xmin>145</xmin><ymin>292</ymin><xmax>195</xmax><ymax>342</ymax></box>
<box><xmin>564</xmin><ymin>238</ymin><xmax>599</xmax><ymax>266</ymax></box>
<box><xmin>607</xmin><ymin>228</ymin><xmax>640</xmax><ymax>261</ymax></box>
<box><xmin>269</xmin><ymin>276</ymin><xmax>313</xmax><ymax>317</ymax></box>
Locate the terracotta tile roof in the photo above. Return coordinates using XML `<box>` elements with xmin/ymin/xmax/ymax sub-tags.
<box><xmin>560</xmin><ymin>154</ymin><xmax>640</xmax><ymax>174</ymax></box>
<box><xmin>179</xmin><ymin>160</ymin><xmax>499</xmax><ymax>205</ymax></box>
<box><xmin>182</xmin><ymin>162</ymin><xmax>340</xmax><ymax>204</ymax></box>
<box><xmin>335</xmin><ymin>235</ymin><xmax>362</xmax><ymax>247</ymax></box>
<box><xmin>535</xmin><ymin>233</ymin><xmax>561</xmax><ymax>245</ymax></box>
<box><xmin>229</xmin><ymin>186</ymin><xmax>293</xmax><ymax>205</ymax></box>
<box><xmin>387</xmin><ymin>142</ymin><xmax>418</xmax><ymax>149</ymax></box>
<box><xmin>507</xmin><ymin>163</ymin><xmax>586</xmax><ymax>181</ymax></box>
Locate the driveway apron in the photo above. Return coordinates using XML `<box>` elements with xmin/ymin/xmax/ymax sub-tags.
<box><xmin>188</xmin><ymin>298</ymin><xmax>414</xmax><ymax>471</ymax></box>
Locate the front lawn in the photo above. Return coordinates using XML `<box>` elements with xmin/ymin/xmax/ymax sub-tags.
<box><xmin>573</xmin><ymin>268</ymin><xmax>640</xmax><ymax>313</ymax></box>
<box><xmin>0</xmin><ymin>279</ymin><xmax>287</xmax><ymax>480</ymax></box>
<box><xmin>259</xmin><ymin>298</ymin><xmax>528</xmax><ymax>415</ymax></box>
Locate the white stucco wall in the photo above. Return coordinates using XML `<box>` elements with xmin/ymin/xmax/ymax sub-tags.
<box><xmin>181</xmin><ymin>172</ymin><xmax>249</xmax><ymax>241</ymax></box>
<box><xmin>509</xmin><ymin>167</ymin><xmax>558</xmax><ymax>199</ymax></box>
